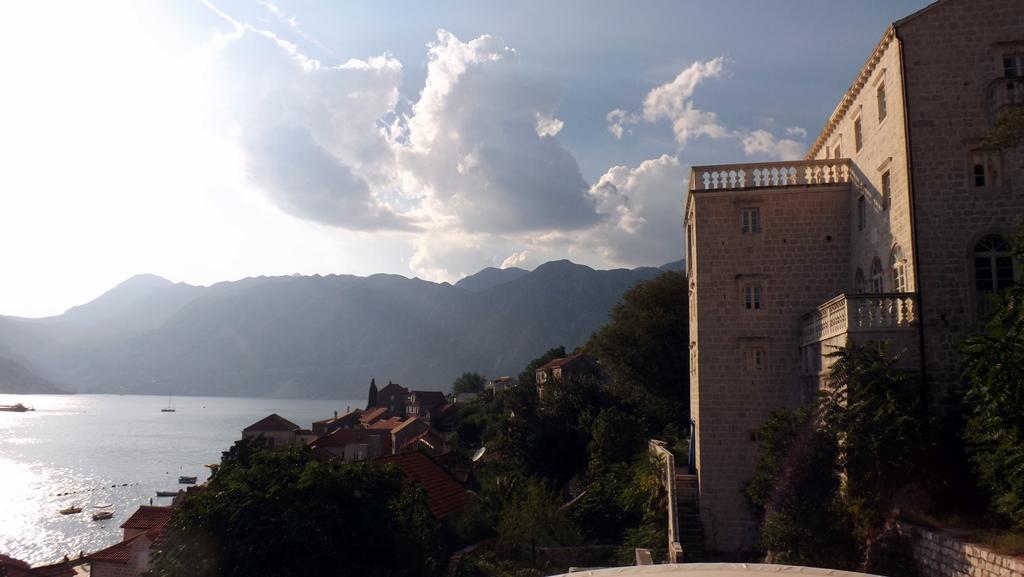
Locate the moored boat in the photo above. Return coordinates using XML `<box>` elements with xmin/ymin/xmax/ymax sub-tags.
<box><xmin>92</xmin><ymin>510</ymin><xmax>114</xmax><ymax>521</ymax></box>
<box><xmin>59</xmin><ymin>506</ymin><xmax>82</xmax><ymax>515</ymax></box>
<box><xmin>155</xmin><ymin>491</ymin><xmax>178</xmax><ymax>497</ymax></box>
<box><xmin>0</xmin><ymin>403</ymin><xmax>33</xmax><ymax>412</ymax></box>
<box><xmin>178</xmin><ymin>476</ymin><xmax>197</xmax><ymax>484</ymax></box>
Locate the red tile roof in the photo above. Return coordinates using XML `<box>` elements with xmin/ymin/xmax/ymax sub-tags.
<box><xmin>243</xmin><ymin>413</ymin><xmax>299</xmax><ymax>432</ymax></box>
<box><xmin>367</xmin><ymin>416</ymin><xmax>404</xmax><ymax>430</ymax></box>
<box><xmin>538</xmin><ymin>353</ymin><xmax>584</xmax><ymax>370</ymax></box>
<box><xmin>377</xmin><ymin>451</ymin><xmax>469</xmax><ymax>518</ymax></box>
<box><xmin>0</xmin><ymin>554</ymin><xmax>35</xmax><ymax>577</ymax></box>
<box><xmin>31</xmin><ymin>559</ymin><xmax>83</xmax><ymax>577</ymax></box>
<box><xmin>313</xmin><ymin>410</ymin><xmax>362</xmax><ymax>426</ymax></box>
<box><xmin>120</xmin><ymin>505</ymin><xmax>175</xmax><ymax>531</ymax></box>
<box><xmin>359</xmin><ymin>407</ymin><xmax>391</xmax><ymax>425</ymax></box>
<box><xmin>88</xmin><ymin>533</ymin><xmax>145</xmax><ymax>564</ymax></box>
<box><xmin>391</xmin><ymin>416</ymin><xmax>426</xmax><ymax>435</ymax></box>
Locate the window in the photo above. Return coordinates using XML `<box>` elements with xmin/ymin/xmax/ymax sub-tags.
<box><xmin>870</xmin><ymin>257</ymin><xmax>884</xmax><ymax>293</ymax></box>
<box><xmin>742</xmin><ymin>208</ymin><xmax>761</xmax><ymax>233</ymax></box>
<box><xmin>833</xmin><ymin>143</ymin><xmax>842</xmax><ymax>159</ymax></box>
<box><xmin>891</xmin><ymin>245</ymin><xmax>907</xmax><ymax>292</ymax></box>
<box><xmin>971</xmin><ymin>150</ymin><xmax>1002</xmax><ymax>187</ymax></box>
<box><xmin>881</xmin><ymin>170</ymin><xmax>891</xmax><ymax>210</ymax></box>
<box><xmin>975</xmin><ymin>234</ymin><xmax>1015</xmax><ymax>297</ymax></box>
<box><xmin>857</xmin><ymin>195</ymin><xmax>866</xmax><ymax>231</ymax></box>
<box><xmin>854</xmin><ymin>268</ymin><xmax>866</xmax><ymax>293</ymax></box>
<box><xmin>877</xmin><ymin>83</ymin><xmax>888</xmax><ymax>122</ymax></box>
<box><xmin>743</xmin><ymin>347</ymin><xmax>767</xmax><ymax>372</ymax></box>
<box><xmin>1005</xmin><ymin>55</ymin><xmax>1024</xmax><ymax>78</ymax></box>
<box><xmin>854</xmin><ymin>117</ymin><xmax>863</xmax><ymax>151</ymax></box>
<box><xmin>744</xmin><ymin>285</ymin><xmax>762</xmax><ymax>310</ymax></box>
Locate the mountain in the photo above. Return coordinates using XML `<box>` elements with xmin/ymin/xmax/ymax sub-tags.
<box><xmin>0</xmin><ymin>261</ymin><xmax>667</xmax><ymax>399</ymax></box>
<box><xmin>0</xmin><ymin>356</ymin><xmax>63</xmax><ymax>394</ymax></box>
<box><xmin>454</xmin><ymin>267</ymin><xmax>529</xmax><ymax>292</ymax></box>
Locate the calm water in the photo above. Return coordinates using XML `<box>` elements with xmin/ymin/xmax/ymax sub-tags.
<box><xmin>0</xmin><ymin>393</ymin><xmax>361</xmax><ymax>565</ymax></box>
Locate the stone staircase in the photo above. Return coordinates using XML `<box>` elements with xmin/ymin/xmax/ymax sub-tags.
<box><xmin>674</xmin><ymin>471</ymin><xmax>704</xmax><ymax>562</ymax></box>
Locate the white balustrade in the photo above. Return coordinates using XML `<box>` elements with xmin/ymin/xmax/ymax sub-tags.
<box><xmin>800</xmin><ymin>292</ymin><xmax>917</xmax><ymax>347</ymax></box>
<box><xmin>692</xmin><ymin>159</ymin><xmax>852</xmax><ymax>191</ymax></box>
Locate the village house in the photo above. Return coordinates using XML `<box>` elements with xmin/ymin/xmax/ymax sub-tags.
<box><xmin>374</xmin><ymin>381</ymin><xmax>409</xmax><ymax>415</ymax></box>
<box><xmin>686</xmin><ymin>0</ymin><xmax>1023</xmax><ymax>553</ymax></box>
<box><xmin>534</xmin><ymin>353</ymin><xmax>602</xmax><ymax>398</ymax></box>
<box><xmin>82</xmin><ymin>505</ymin><xmax>175</xmax><ymax>577</ymax></box>
<box><xmin>405</xmin><ymin>390</ymin><xmax>448</xmax><ymax>420</ymax></box>
<box><xmin>311</xmin><ymin>407</ymin><xmax>362</xmax><ymax>435</ymax></box>
<box><xmin>376</xmin><ymin>451</ymin><xmax>470</xmax><ymax>519</ymax></box>
<box><xmin>309</xmin><ymin>427</ymin><xmax>391</xmax><ymax>462</ymax></box>
<box><xmin>241</xmin><ymin>414</ymin><xmax>316</xmax><ymax>447</ymax></box>
<box><xmin>487</xmin><ymin>376</ymin><xmax>514</xmax><ymax>393</ymax></box>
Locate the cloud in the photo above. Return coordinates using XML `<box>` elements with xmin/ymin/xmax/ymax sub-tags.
<box><xmin>786</xmin><ymin>126</ymin><xmax>808</xmax><ymax>139</ymax></box>
<box><xmin>398</xmin><ymin>30</ymin><xmax>599</xmax><ymax>234</ymax></box>
<box><xmin>740</xmin><ymin>129</ymin><xmax>806</xmax><ymax>160</ymax></box>
<box><xmin>611</xmin><ymin>57</ymin><xmax>729</xmax><ymax>147</ymax></box>
<box><xmin>501</xmin><ymin>250</ymin><xmax>530</xmax><ymax>269</ymax></box>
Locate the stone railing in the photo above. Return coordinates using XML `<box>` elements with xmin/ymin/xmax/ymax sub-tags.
<box><xmin>690</xmin><ymin>159</ymin><xmax>852</xmax><ymax>192</ymax></box>
<box><xmin>988</xmin><ymin>77</ymin><xmax>1024</xmax><ymax>123</ymax></box>
<box><xmin>800</xmin><ymin>292</ymin><xmax>918</xmax><ymax>347</ymax></box>
<box><xmin>648</xmin><ymin>440</ymin><xmax>683</xmax><ymax>563</ymax></box>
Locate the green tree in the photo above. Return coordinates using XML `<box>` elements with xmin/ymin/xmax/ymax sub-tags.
<box><xmin>588</xmin><ymin>407</ymin><xmax>644</xmax><ymax>472</ymax></box>
<box><xmin>148</xmin><ymin>445</ymin><xmax>443</xmax><ymax>577</ymax></box>
<box><xmin>963</xmin><ymin>286</ymin><xmax>1024</xmax><ymax>527</ymax></box>
<box><xmin>822</xmin><ymin>341</ymin><xmax>928</xmax><ymax>534</ymax></box>
<box><xmin>452</xmin><ymin>372</ymin><xmax>487</xmax><ymax>395</ymax></box>
<box><xmin>586</xmin><ymin>271</ymin><xmax>689</xmax><ymax>434</ymax></box>
<box><xmin>498</xmin><ymin>479</ymin><xmax>580</xmax><ymax>562</ymax></box>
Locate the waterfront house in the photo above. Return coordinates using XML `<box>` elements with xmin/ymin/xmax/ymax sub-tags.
<box><xmin>312</xmin><ymin>408</ymin><xmax>363</xmax><ymax>435</ymax></box>
<box><xmin>241</xmin><ymin>413</ymin><xmax>304</xmax><ymax>448</ymax></box>
<box><xmin>309</xmin><ymin>427</ymin><xmax>391</xmax><ymax>463</ymax></box>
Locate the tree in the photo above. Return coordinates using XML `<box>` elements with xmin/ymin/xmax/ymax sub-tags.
<box><xmin>821</xmin><ymin>341</ymin><xmax>928</xmax><ymax>534</ymax></box>
<box><xmin>587</xmin><ymin>407</ymin><xmax>644</xmax><ymax>473</ymax></box>
<box><xmin>585</xmin><ymin>271</ymin><xmax>689</xmax><ymax>434</ymax></box>
<box><xmin>148</xmin><ymin>445</ymin><xmax>443</xmax><ymax>577</ymax></box>
<box><xmin>452</xmin><ymin>372</ymin><xmax>487</xmax><ymax>395</ymax></box>
<box><xmin>962</xmin><ymin>280</ymin><xmax>1024</xmax><ymax>527</ymax></box>
<box><xmin>498</xmin><ymin>479</ymin><xmax>580</xmax><ymax>562</ymax></box>
<box><xmin>367</xmin><ymin>377</ymin><xmax>378</xmax><ymax>409</ymax></box>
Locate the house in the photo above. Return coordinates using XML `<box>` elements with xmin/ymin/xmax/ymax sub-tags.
<box><xmin>534</xmin><ymin>353</ymin><xmax>602</xmax><ymax>398</ymax></box>
<box><xmin>241</xmin><ymin>414</ymin><xmax>305</xmax><ymax>448</ymax></box>
<box><xmin>308</xmin><ymin>427</ymin><xmax>391</xmax><ymax>463</ymax></box>
<box><xmin>406</xmin><ymin>390</ymin><xmax>448</xmax><ymax>420</ymax></box>
<box><xmin>312</xmin><ymin>408</ymin><xmax>363</xmax><ymax>436</ymax></box>
<box><xmin>487</xmin><ymin>376</ymin><xmax>514</xmax><ymax>393</ymax></box>
<box><xmin>377</xmin><ymin>451</ymin><xmax>470</xmax><ymax>519</ymax></box>
<box><xmin>390</xmin><ymin>417</ymin><xmax>432</xmax><ymax>454</ymax></box>
<box><xmin>686</xmin><ymin>0</ymin><xmax>1024</xmax><ymax>552</ymax></box>
<box><xmin>359</xmin><ymin>406</ymin><xmax>392</xmax><ymax>426</ymax></box>
<box><xmin>86</xmin><ymin>505</ymin><xmax>174</xmax><ymax>577</ymax></box>
<box><xmin>374</xmin><ymin>381</ymin><xmax>410</xmax><ymax>414</ymax></box>
<box><xmin>395</xmin><ymin>426</ymin><xmax>449</xmax><ymax>456</ymax></box>
<box><xmin>430</xmin><ymin>403</ymin><xmax>459</xmax><ymax>433</ymax></box>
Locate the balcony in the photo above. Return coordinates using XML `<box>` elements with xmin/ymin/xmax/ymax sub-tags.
<box><xmin>988</xmin><ymin>77</ymin><xmax>1024</xmax><ymax>124</ymax></box>
<box><xmin>799</xmin><ymin>293</ymin><xmax>919</xmax><ymax>381</ymax></box>
<box><xmin>690</xmin><ymin>159</ymin><xmax>852</xmax><ymax>192</ymax></box>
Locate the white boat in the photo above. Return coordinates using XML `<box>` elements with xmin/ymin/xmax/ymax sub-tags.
<box><xmin>161</xmin><ymin>393</ymin><xmax>176</xmax><ymax>412</ymax></box>
<box><xmin>92</xmin><ymin>510</ymin><xmax>114</xmax><ymax>521</ymax></box>
<box><xmin>178</xmin><ymin>476</ymin><xmax>197</xmax><ymax>484</ymax></box>
<box><xmin>59</xmin><ymin>506</ymin><xmax>82</xmax><ymax>515</ymax></box>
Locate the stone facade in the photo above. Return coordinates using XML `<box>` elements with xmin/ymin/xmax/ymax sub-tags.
<box><xmin>898</xmin><ymin>522</ymin><xmax>1024</xmax><ymax>577</ymax></box>
<box><xmin>686</xmin><ymin>0</ymin><xmax>1024</xmax><ymax>553</ymax></box>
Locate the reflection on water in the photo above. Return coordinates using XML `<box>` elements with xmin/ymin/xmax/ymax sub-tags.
<box><xmin>0</xmin><ymin>393</ymin><xmax>360</xmax><ymax>565</ymax></box>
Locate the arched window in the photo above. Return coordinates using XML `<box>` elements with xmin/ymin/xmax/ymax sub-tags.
<box><xmin>854</xmin><ymin>268</ymin><xmax>866</xmax><ymax>293</ymax></box>
<box><xmin>891</xmin><ymin>245</ymin><xmax>907</xmax><ymax>292</ymax></box>
<box><xmin>975</xmin><ymin>235</ymin><xmax>1015</xmax><ymax>308</ymax></box>
<box><xmin>870</xmin><ymin>257</ymin><xmax>884</xmax><ymax>293</ymax></box>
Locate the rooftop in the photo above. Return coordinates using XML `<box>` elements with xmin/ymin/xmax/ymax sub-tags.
<box><xmin>120</xmin><ymin>505</ymin><xmax>174</xmax><ymax>531</ymax></box>
<box><xmin>689</xmin><ymin>159</ymin><xmax>853</xmax><ymax>193</ymax></box>
<box><xmin>538</xmin><ymin>353</ymin><xmax>585</xmax><ymax>370</ymax></box>
<box><xmin>242</xmin><ymin>413</ymin><xmax>299</xmax><ymax>432</ymax></box>
<box><xmin>377</xmin><ymin>451</ymin><xmax>469</xmax><ymax>518</ymax></box>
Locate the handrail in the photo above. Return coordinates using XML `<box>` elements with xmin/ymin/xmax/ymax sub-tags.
<box><xmin>689</xmin><ymin>159</ymin><xmax>853</xmax><ymax>191</ymax></box>
<box><xmin>648</xmin><ymin>439</ymin><xmax>683</xmax><ymax>563</ymax></box>
<box><xmin>800</xmin><ymin>292</ymin><xmax>918</xmax><ymax>346</ymax></box>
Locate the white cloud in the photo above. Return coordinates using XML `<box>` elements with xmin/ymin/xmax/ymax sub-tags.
<box><xmin>535</xmin><ymin>114</ymin><xmax>564</xmax><ymax>138</ymax></box>
<box><xmin>611</xmin><ymin>57</ymin><xmax>729</xmax><ymax>147</ymax></box>
<box><xmin>606</xmin><ymin>108</ymin><xmax>636</xmax><ymax>139</ymax></box>
<box><xmin>786</xmin><ymin>126</ymin><xmax>808</xmax><ymax>139</ymax></box>
<box><xmin>501</xmin><ymin>251</ymin><xmax>530</xmax><ymax>269</ymax></box>
<box><xmin>740</xmin><ymin>129</ymin><xmax>806</xmax><ymax>160</ymax></box>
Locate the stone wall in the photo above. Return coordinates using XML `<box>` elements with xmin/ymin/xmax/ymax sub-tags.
<box><xmin>899</xmin><ymin>522</ymin><xmax>1024</xmax><ymax>577</ymax></box>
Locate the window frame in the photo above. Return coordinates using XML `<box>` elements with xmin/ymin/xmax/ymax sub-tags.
<box><xmin>744</xmin><ymin>285</ymin><xmax>763</xmax><ymax>310</ymax></box>
<box><xmin>870</xmin><ymin>257</ymin><xmax>884</xmax><ymax>293</ymax></box>
<box><xmin>970</xmin><ymin>149</ymin><xmax>1002</xmax><ymax>188</ymax></box>
<box><xmin>854</xmin><ymin>116</ymin><xmax>863</xmax><ymax>152</ymax></box>
<box><xmin>877</xmin><ymin>82</ymin><xmax>888</xmax><ymax>122</ymax></box>
<box><xmin>741</xmin><ymin>207</ymin><xmax>761</xmax><ymax>234</ymax></box>
<box><xmin>891</xmin><ymin>245</ymin><xmax>907</xmax><ymax>293</ymax></box>
<box><xmin>1004</xmin><ymin>55</ymin><xmax>1024</xmax><ymax>79</ymax></box>
<box><xmin>881</xmin><ymin>170</ymin><xmax>891</xmax><ymax>211</ymax></box>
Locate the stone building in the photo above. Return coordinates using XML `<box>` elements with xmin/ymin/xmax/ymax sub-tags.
<box><xmin>685</xmin><ymin>0</ymin><xmax>1023</xmax><ymax>553</ymax></box>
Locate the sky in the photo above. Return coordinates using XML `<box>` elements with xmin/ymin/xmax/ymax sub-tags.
<box><xmin>0</xmin><ymin>0</ymin><xmax>932</xmax><ymax>318</ymax></box>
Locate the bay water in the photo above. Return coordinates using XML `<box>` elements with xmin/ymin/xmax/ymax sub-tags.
<box><xmin>0</xmin><ymin>393</ymin><xmax>361</xmax><ymax>565</ymax></box>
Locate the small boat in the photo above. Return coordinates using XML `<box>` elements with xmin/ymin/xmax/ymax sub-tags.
<box><xmin>155</xmin><ymin>491</ymin><xmax>178</xmax><ymax>497</ymax></box>
<box><xmin>92</xmin><ymin>511</ymin><xmax>114</xmax><ymax>521</ymax></box>
<box><xmin>0</xmin><ymin>403</ymin><xmax>33</xmax><ymax>412</ymax></box>
<box><xmin>59</xmin><ymin>506</ymin><xmax>82</xmax><ymax>515</ymax></box>
<box><xmin>178</xmin><ymin>476</ymin><xmax>197</xmax><ymax>485</ymax></box>
<box><xmin>161</xmin><ymin>394</ymin><xmax>175</xmax><ymax>412</ymax></box>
